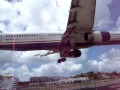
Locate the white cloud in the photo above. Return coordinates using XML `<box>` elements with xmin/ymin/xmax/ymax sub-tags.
<box><xmin>110</xmin><ymin>16</ymin><xmax>120</xmax><ymax>33</ymax></box>
<box><xmin>7</xmin><ymin>0</ymin><xmax>71</xmax><ymax>33</ymax></box>
<box><xmin>1</xmin><ymin>67</ymin><xmax>15</xmax><ymax>75</ymax></box>
<box><xmin>94</xmin><ymin>0</ymin><xmax>112</xmax><ymax>30</ymax></box>
<box><xmin>88</xmin><ymin>48</ymin><xmax>120</xmax><ymax>72</ymax></box>
<box><xmin>0</xmin><ymin>0</ymin><xmax>113</xmax><ymax>32</ymax></box>
<box><xmin>0</xmin><ymin>64</ymin><xmax>31</xmax><ymax>81</ymax></box>
<box><xmin>0</xmin><ymin>49</ymin><xmax>88</xmax><ymax>81</ymax></box>
<box><xmin>0</xmin><ymin>62</ymin><xmax>83</xmax><ymax>81</ymax></box>
<box><xmin>114</xmin><ymin>16</ymin><xmax>120</xmax><ymax>32</ymax></box>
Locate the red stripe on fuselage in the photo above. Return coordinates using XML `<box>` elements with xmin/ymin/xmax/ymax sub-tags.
<box><xmin>0</xmin><ymin>40</ymin><xmax>60</xmax><ymax>45</ymax></box>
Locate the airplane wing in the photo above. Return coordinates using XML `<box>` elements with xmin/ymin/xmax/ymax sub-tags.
<box><xmin>59</xmin><ymin>0</ymin><xmax>96</xmax><ymax>48</ymax></box>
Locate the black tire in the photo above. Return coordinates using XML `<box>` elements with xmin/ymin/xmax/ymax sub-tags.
<box><xmin>62</xmin><ymin>58</ymin><xmax>66</xmax><ymax>62</ymax></box>
<box><xmin>58</xmin><ymin>59</ymin><xmax>61</xmax><ymax>63</ymax></box>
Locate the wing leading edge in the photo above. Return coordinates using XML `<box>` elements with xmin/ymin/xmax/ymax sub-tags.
<box><xmin>59</xmin><ymin>0</ymin><xmax>96</xmax><ymax>47</ymax></box>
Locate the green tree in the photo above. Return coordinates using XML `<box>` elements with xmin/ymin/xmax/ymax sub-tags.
<box><xmin>112</xmin><ymin>71</ymin><xmax>118</xmax><ymax>76</ymax></box>
<box><xmin>87</xmin><ymin>71</ymin><xmax>94</xmax><ymax>80</ymax></box>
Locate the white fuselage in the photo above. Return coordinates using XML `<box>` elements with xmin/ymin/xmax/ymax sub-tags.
<box><xmin>0</xmin><ymin>33</ymin><xmax>63</xmax><ymax>43</ymax></box>
<box><xmin>0</xmin><ymin>32</ymin><xmax>120</xmax><ymax>51</ymax></box>
<box><xmin>0</xmin><ymin>33</ymin><xmax>64</xmax><ymax>51</ymax></box>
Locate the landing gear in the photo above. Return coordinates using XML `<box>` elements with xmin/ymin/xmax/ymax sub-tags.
<box><xmin>57</xmin><ymin>58</ymin><xmax>66</xmax><ymax>63</ymax></box>
<box><xmin>57</xmin><ymin>49</ymin><xmax>81</xmax><ymax>63</ymax></box>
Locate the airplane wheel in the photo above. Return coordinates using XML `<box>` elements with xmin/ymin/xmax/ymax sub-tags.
<box><xmin>58</xmin><ymin>59</ymin><xmax>61</xmax><ymax>63</ymax></box>
<box><xmin>57</xmin><ymin>58</ymin><xmax>66</xmax><ymax>63</ymax></box>
<box><xmin>62</xmin><ymin>58</ymin><xmax>66</xmax><ymax>62</ymax></box>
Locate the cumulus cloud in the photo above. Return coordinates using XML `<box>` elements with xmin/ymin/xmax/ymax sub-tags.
<box><xmin>0</xmin><ymin>64</ymin><xmax>31</xmax><ymax>81</ymax></box>
<box><xmin>1</xmin><ymin>67</ymin><xmax>15</xmax><ymax>75</ymax></box>
<box><xmin>2</xmin><ymin>48</ymin><xmax>120</xmax><ymax>81</ymax></box>
<box><xmin>0</xmin><ymin>0</ymin><xmax>113</xmax><ymax>32</ymax></box>
<box><xmin>0</xmin><ymin>62</ymin><xmax>83</xmax><ymax>81</ymax></box>
<box><xmin>115</xmin><ymin>16</ymin><xmax>120</xmax><ymax>32</ymax></box>
<box><xmin>94</xmin><ymin>0</ymin><xmax>113</xmax><ymax>30</ymax></box>
<box><xmin>0</xmin><ymin>0</ymin><xmax>71</xmax><ymax>33</ymax></box>
<box><xmin>88</xmin><ymin>48</ymin><xmax>120</xmax><ymax>72</ymax></box>
<box><xmin>0</xmin><ymin>49</ymin><xmax>88</xmax><ymax>80</ymax></box>
<box><xmin>109</xmin><ymin>16</ymin><xmax>120</xmax><ymax>32</ymax></box>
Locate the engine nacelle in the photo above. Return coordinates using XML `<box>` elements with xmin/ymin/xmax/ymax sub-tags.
<box><xmin>84</xmin><ymin>31</ymin><xmax>111</xmax><ymax>42</ymax></box>
<box><xmin>60</xmin><ymin>49</ymin><xmax>81</xmax><ymax>58</ymax></box>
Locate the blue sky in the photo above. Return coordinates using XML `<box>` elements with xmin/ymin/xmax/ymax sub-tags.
<box><xmin>0</xmin><ymin>0</ymin><xmax>120</xmax><ymax>81</ymax></box>
<box><xmin>109</xmin><ymin>0</ymin><xmax>120</xmax><ymax>22</ymax></box>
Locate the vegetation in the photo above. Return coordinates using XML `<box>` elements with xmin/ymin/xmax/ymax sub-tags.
<box><xmin>73</xmin><ymin>71</ymin><xmax>120</xmax><ymax>81</ymax></box>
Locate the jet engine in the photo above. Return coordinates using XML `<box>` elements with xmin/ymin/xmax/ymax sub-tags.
<box><xmin>84</xmin><ymin>31</ymin><xmax>111</xmax><ymax>42</ymax></box>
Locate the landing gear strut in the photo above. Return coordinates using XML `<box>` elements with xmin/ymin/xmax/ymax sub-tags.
<box><xmin>57</xmin><ymin>58</ymin><xmax>66</xmax><ymax>63</ymax></box>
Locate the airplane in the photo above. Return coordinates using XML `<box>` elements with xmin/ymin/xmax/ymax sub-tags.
<box><xmin>0</xmin><ymin>0</ymin><xmax>120</xmax><ymax>63</ymax></box>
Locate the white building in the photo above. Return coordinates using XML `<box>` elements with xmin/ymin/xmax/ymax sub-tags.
<box><xmin>0</xmin><ymin>75</ymin><xmax>19</xmax><ymax>90</ymax></box>
<box><xmin>45</xmin><ymin>77</ymin><xmax>89</xmax><ymax>86</ymax></box>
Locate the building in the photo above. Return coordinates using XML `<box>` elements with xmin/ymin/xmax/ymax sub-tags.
<box><xmin>0</xmin><ymin>75</ymin><xmax>19</xmax><ymax>90</ymax></box>
<box><xmin>45</xmin><ymin>77</ymin><xmax>89</xmax><ymax>86</ymax></box>
<box><xmin>17</xmin><ymin>81</ymin><xmax>30</xmax><ymax>89</ymax></box>
<box><xmin>29</xmin><ymin>76</ymin><xmax>61</xmax><ymax>87</ymax></box>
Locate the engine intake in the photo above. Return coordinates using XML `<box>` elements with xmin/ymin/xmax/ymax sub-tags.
<box><xmin>84</xmin><ymin>31</ymin><xmax>111</xmax><ymax>42</ymax></box>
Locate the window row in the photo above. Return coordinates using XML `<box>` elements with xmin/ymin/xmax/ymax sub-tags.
<box><xmin>48</xmin><ymin>34</ymin><xmax>62</xmax><ymax>36</ymax></box>
<box><xmin>6</xmin><ymin>34</ymin><xmax>39</xmax><ymax>37</ymax></box>
<box><xmin>5</xmin><ymin>34</ymin><xmax>63</xmax><ymax>37</ymax></box>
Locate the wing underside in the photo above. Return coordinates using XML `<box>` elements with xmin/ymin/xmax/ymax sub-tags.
<box><xmin>59</xmin><ymin>0</ymin><xmax>96</xmax><ymax>47</ymax></box>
